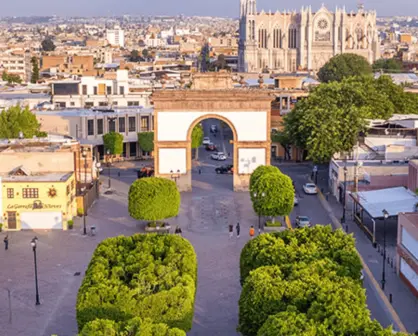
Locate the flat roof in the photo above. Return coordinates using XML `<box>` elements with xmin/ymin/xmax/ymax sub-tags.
<box><xmin>36</xmin><ymin>107</ymin><xmax>154</xmax><ymax>117</ymax></box>
<box><xmin>350</xmin><ymin>187</ymin><xmax>418</xmax><ymax>219</ymax></box>
<box><xmin>333</xmin><ymin>160</ymin><xmax>409</xmax><ymax>168</ymax></box>
<box><xmin>1</xmin><ymin>172</ymin><xmax>73</xmax><ymax>183</ymax></box>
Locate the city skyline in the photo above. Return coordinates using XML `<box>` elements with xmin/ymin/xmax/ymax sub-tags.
<box><xmin>1</xmin><ymin>0</ymin><xmax>418</xmax><ymax>18</ymax></box>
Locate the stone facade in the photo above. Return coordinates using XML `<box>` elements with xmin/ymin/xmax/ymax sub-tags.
<box><xmin>238</xmin><ymin>0</ymin><xmax>379</xmax><ymax>73</ymax></box>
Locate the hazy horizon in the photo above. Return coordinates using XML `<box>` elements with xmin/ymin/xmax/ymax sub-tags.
<box><xmin>1</xmin><ymin>0</ymin><xmax>417</xmax><ymax>18</ymax></box>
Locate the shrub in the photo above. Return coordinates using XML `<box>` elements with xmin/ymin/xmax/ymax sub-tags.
<box><xmin>239</xmin><ymin>226</ymin><xmax>362</xmax><ymax>284</ymax></box>
<box><xmin>79</xmin><ymin>317</ymin><xmax>186</xmax><ymax>336</ymax></box>
<box><xmin>67</xmin><ymin>220</ymin><xmax>74</xmax><ymax>229</ymax></box>
<box><xmin>138</xmin><ymin>132</ymin><xmax>154</xmax><ymax>153</ymax></box>
<box><xmin>264</xmin><ymin>221</ymin><xmax>282</xmax><ymax>227</ymax></box>
<box><xmin>76</xmin><ymin>234</ymin><xmax>197</xmax><ymax>332</ymax></box>
<box><xmin>147</xmin><ymin>221</ymin><xmax>168</xmax><ymax>228</ymax></box>
<box><xmin>103</xmin><ymin>132</ymin><xmax>124</xmax><ymax>155</ymax></box>
<box><xmin>128</xmin><ymin>177</ymin><xmax>180</xmax><ymax>221</ymax></box>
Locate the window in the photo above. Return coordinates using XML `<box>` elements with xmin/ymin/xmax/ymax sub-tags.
<box><xmin>128</xmin><ymin>101</ymin><xmax>139</xmax><ymax>106</ymax></box>
<box><xmin>82</xmin><ymin>85</ymin><xmax>87</xmax><ymax>95</ymax></box>
<box><xmin>258</xmin><ymin>28</ymin><xmax>267</xmax><ymax>49</ymax></box>
<box><xmin>288</xmin><ymin>28</ymin><xmax>297</xmax><ymax>48</ymax></box>
<box><xmin>119</xmin><ymin>117</ymin><xmax>125</xmax><ymax>133</ymax></box>
<box><xmin>23</xmin><ymin>188</ymin><xmax>39</xmax><ymax>198</ymax></box>
<box><xmin>66</xmin><ymin>185</ymin><xmax>70</xmax><ymax>195</ymax></box>
<box><xmin>141</xmin><ymin>116</ymin><xmax>149</xmax><ymax>131</ymax></box>
<box><xmin>93</xmin><ymin>86</ymin><xmax>98</xmax><ymax>95</ymax></box>
<box><xmin>112</xmin><ymin>101</ymin><xmax>118</xmax><ymax>106</ymax></box>
<box><xmin>273</xmin><ymin>28</ymin><xmax>282</xmax><ymax>48</ymax></box>
<box><xmin>119</xmin><ymin>86</ymin><xmax>125</xmax><ymax>95</ymax></box>
<box><xmin>97</xmin><ymin>119</ymin><xmax>104</xmax><ymax>135</ymax></box>
<box><xmin>87</xmin><ymin>119</ymin><xmax>94</xmax><ymax>136</ymax></box>
<box><xmin>70</xmin><ymin>102</ymin><xmax>75</xmax><ymax>107</ymax></box>
<box><xmin>107</xmin><ymin>86</ymin><xmax>112</xmax><ymax>95</ymax></box>
<box><xmin>99</xmin><ymin>102</ymin><xmax>107</xmax><ymax>106</ymax></box>
<box><xmin>7</xmin><ymin>188</ymin><xmax>14</xmax><ymax>199</ymax></box>
<box><xmin>108</xmin><ymin>119</ymin><xmax>116</xmax><ymax>132</ymax></box>
<box><xmin>71</xmin><ymin>180</ymin><xmax>75</xmax><ymax>190</ymax></box>
<box><xmin>128</xmin><ymin>116</ymin><xmax>136</xmax><ymax>132</ymax></box>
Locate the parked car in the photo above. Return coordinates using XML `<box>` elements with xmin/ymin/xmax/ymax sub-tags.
<box><xmin>303</xmin><ymin>183</ymin><xmax>318</xmax><ymax>194</ymax></box>
<box><xmin>202</xmin><ymin>137</ymin><xmax>211</xmax><ymax>145</ymax></box>
<box><xmin>137</xmin><ymin>166</ymin><xmax>155</xmax><ymax>178</ymax></box>
<box><xmin>211</xmin><ymin>152</ymin><xmax>227</xmax><ymax>161</ymax></box>
<box><xmin>215</xmin><ymin>165</ymin><xmax>233</xmax><ymax>174</ymax></box>
<box><xmin>210</xmin><ymin>125</ymin><xmax>218</xmax><ymax>133</ymax></box>
<box><xmin>295</xmin><ymin>216</ymin><xmax>311</xmax><ymax>228</ymax></box>
<box><xmin>294</xmin><ymin>196</ymin><xmax>299</xmax><ymax>206</ymax></box>
<box><xmin>205</xmin><ymin>143</ymin><xmax>217</xmax><ymax>151</ymax></box>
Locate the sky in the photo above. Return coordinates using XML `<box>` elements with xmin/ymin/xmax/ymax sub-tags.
<box><xmin>1</xmin><ymin>0</ymin><xmax>417</xmax><ymax>18</ymax></box>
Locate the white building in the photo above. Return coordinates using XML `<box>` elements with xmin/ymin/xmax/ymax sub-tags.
<box><xmin>0</xmin><ymin>51</ymin><xmax>32</xmax><ymax>82</ymax></box>
<box><xmin>238</xmin><ymin>0</ymin><xmax>379</xmax><ymax>73</ymax></box>
<box><xmin>106</xmin><ymin>26</ymin><xmax>125</xmax><ymax>48</ymax></box>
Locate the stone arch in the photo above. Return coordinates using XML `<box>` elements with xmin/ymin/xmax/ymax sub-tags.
<box><xmin>186</xmin><ymin>113</ymin><xmax>238</xmax><ymax>142</ymax></box>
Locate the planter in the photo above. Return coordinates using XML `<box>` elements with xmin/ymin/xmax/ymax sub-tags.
<box><xmin>264</xmin><ymin>226</ymin><xmax>286</xmax><ymax>233</ymax></box>
<box><xmin>145</xmin><ymin>225</ymin><xmax>171</xmax><ymax>233</ymax></box>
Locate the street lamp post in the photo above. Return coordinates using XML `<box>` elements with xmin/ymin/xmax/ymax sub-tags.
<box><xmin>106</xmin><ymin>149</ymin><xmax>111</xmax><ymax>189</ymax></box>
<box><xmin>381</xmin><ymin>209</ymin><xmax>389</xmax><ymax>291</ymax></box>
<box><xmin>81</xmin><ymin>149</ymin><xmax>88</xmax><ymax>235</ymax></box>
<box><xmin>253</xmin><ymin>192</ymin><xmax>266</xmax><ymax>233</ymax></box>
<box><xmin>82</xmin><ymin>148</ymin><xmax>88</xmax><ymax>185</ymax></box>
<box><xmin>30</xmin><ymin>237</ymin><xmax>40</xmax><ymax>305</ymax></box>
<box><xmin>170</xmin><ymin>170</ymin><xmax>181</xmax><ymax>185</ymax></box>
<box><xmin>341</xmin><ymin>166</ymin><xmax>348</xmax><ymax>224</ymax></box>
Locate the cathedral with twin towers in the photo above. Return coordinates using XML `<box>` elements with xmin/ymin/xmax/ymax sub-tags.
<box><xmin>238</xmin><ymin>0</ymin><xmax>379</xmax><ymax>73</ymax></box>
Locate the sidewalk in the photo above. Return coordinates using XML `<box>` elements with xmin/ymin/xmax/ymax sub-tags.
<box><xmin>315</xmin><ymin>176</ymin><xmax>418</xmax><ymax>333</ymax></box>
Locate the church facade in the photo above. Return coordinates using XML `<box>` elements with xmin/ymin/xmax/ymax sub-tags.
<box><xmin>238</xmin><ymin>0</ymin><xmax>379</xmax><ymax>73</ymax></box>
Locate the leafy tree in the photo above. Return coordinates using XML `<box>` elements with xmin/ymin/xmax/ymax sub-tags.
<box><xmin>2</xmin><ymin>71</ymin><xmax>7</xmax><ymax>81</ymax></box>
<box><xmin>283</xmin><ymin>76</ymin><xmax>397</xmax><ymax>162</ymax></box>
<box><xmin>130</xmin><ymin>50</ymin><xmax>141</xmax><ymax>62</ymax></box>
<box><xmin>142</xmin><ymin>49</ymin><xmax>149</xmax><ymax>59</ymax></box>
<box><xmin>373</xmin><ymin>58</ymin><xmax>403</xmax><ymax>73</ymax></box>
<box><xmin>76</xmin><ymin>234</ymin><xmax>197</xmax><ymax>332</ymax></box>
<box><xmin>31</xmin><ymin>56</ymin><xmax>40</xmax><ymax>83</ymax></box>
<box><xmin>191</xmin><ymin>123</ymin><xmax>204</xmax><ymax>160</ymax></box>
<box><xmin>138</xmin><ymin>132</ymin><xmax>154</xmax><ymax>154</ymax></box>
<box><xmin>2</xmin><ymin>71</ymin><xmax>22</xmax><ymax>84</ymax></box>
<box><xmin>79</xmin><ymin>317</ymin><xmax>186</xmax><ymax>336</ymax></box>
<box><xmin>249</xmin><ymin>165</ymin><xmax>281</xmax><ymax>191</ymax></box>
<box><xmin>103</xmin><ymin>132</ymin><xmax>124</xmax><ymax>155</ymax></box>
<box><xmin>250</xmin><ymin>170</ymin><xmax>294</xmax><ymax>219</ymax></box>
<box><xmin>208</xmin><ymin>54</ymin><xmax>230</xmax><ymax>72</ymax></box>
<box><xmin>41</xmin><ymin>38</ymin><xmax>56</xmax><ymax>52</ymax></box>
<box><xmin>0</xmin><ymin>105</ymin><xmax>42</xmax><ymax>139</ymax></box>
<box><xmin>128</xmin><ymin>177</ymin><xmax>180</xmax><ymax>221</ymax></box>
<box><xmin>317</xmin><ymin>53</ymin><xmax>372</xmax><ymax>83</ymax></box>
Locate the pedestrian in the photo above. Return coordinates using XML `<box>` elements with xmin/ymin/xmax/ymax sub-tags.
<box><xmin>175</xmin><ymin>226</ymin><xmax>182</xmax><ymax>236</ymax></box>
<box><xmin>249</xmin><ymin>226</ymin><xmax>255</xmax><ymax>239</ymax></box>
<box><xmin>3</xmin><ymin>235</ymin><xmax>8</xmax><ymax>250</ymax></box>
<box><xmin>236</xmin><ymin>222</ymin><xmax>240</xmax><ymax>238</ymax></box>
<box><xmin>229</xmin><ymin>224</ymin><xmax>233</xmax><ymax>239</ymax></box>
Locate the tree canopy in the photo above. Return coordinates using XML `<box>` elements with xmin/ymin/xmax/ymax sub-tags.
<box><xmin>191</xmin><ymin>124</ymin><xmax>204</xmax><ymax>159</ymax></box>
<box><xmin>31</xmin><ymin>56</ymin><xmax>40</xmax><ymax>83</ymax></box>
<box><xmin>0</xmin><ymin>105</ymin><xmax>42</xmax><ymax>139</ymax></box>
<box><xmin>373</xmin><ymin>58</ymin><xmax>403</xmax><ymax>73</ymax></box>
<box><xmin>130</xmin><ymin>50</ymin><xmax>142</xmax><ymax>62</ymax></box>
<box><xmin>317</xmin><ymin>53</ymin><xmax>372</xmax><ymax>83</ymax></box>
<box><xmin>208</xmin><ymin>54</ymin><xmax>230</xmax><ymax>72</ymax></box>
<box><xmin>103</xmin><ymin>132</ymin><xmax>124</xmax><ymax>155</ymax></box>
<box><xmin>41</xmin><ymin>38</ymin><xmax>56</xmax><ymax>52</ymax></box>
<box><xmin>76</xmin><ymin>234</ymin><xmax>197</xmax><ymax>332</ymax></box>
<box><xmin>282</xmin><ymin>75</ymin><xmax>418</xmax><ymax>162</ymax></box>
<box><xmin>138</xmin><ymin>132</ymin><xmax>154</xmax><ymax>153</ymax></box>
<box><xmin>128</xmin><ymin>177</ymin><xmax>180</xmax><ymax>221</ymax></box>
<box><xmin>2</xmin><ymin>71</ymin><xmax>22</xmax><ymax>84</ymax></box>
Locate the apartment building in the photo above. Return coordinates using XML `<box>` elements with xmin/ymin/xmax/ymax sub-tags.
<box><xmin>42</xmin><ymin>55</ymin><xmax>96</xmax><ymax>76</ymax></box>
<box><xmin>51</xmin><ymin>70</ymin><xmax>151</xmax><ymax>109</ymax></box>
<box><xmin>0</xmin><ymin>51</ymin><xmax>32</xmax><ymax>82</ymax></box>
<box><xmin>106</xmin><ymin>26</ymin><xmax>125</xmax><ymax>48</ymax></box>
<box><xmin>36</xmin><ymin>107</ymin><xmax>154</xmax><ymax>159</ymax></box>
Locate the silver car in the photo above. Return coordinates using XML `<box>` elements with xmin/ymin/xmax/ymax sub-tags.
<box><xmin>303</xmin><ymin>183</ymin><xmax>318</xmax><ymax>195</ymax></box>
<box><xmin>295</xmin><ymin>216</ymin><xmax>311</xmax><ymax>228</ymax></box>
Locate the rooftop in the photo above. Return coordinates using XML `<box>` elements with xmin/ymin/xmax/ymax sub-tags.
<box><xmin>36</xmin><ymin>107</ymin><xmax>153</xmax><ymax>117</ymax></box>
<box><xmin>333</xmin><ymin>159</ymin><xmax>410</xmax><ymax>168</ymax></box>
<box><xmin>0</xmin><ymin>171</ymin><xmax>73</xmax><ymax>182</ymax></box>
<box><xmin>400</xmin><ymin>212</ymin><xmax>418</xmax><ymax>227</ymax></box>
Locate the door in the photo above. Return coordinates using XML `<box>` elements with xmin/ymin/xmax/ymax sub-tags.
<box><xmin>20</xmin><ymin>212</ymin><xmax>62</xmax><ymax>230</ymax></box>
<box><xmin>7</xmin><ymin>212</ymin><xmax>16</xmax><ymax>230</ymax></box>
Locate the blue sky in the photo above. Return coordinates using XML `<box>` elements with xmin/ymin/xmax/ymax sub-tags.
<box><xmin>2</xmin><ymin>0</ymin><xmax>417</xmax><ymax>17</ymax></box>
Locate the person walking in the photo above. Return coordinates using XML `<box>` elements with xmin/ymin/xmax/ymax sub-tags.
<box><xmin>229</xmin><ymin>224</ymin><xmax>233</xmax><ymax>239</ymax></box>
<box><xmin>175</xmin><ymin>226</ymin><xmax>182</xmax><ymax>236</ymax></box>
<box><xmin>4</xmin><ymin>235</ymin><xmax>9</xmax><ymax>250</ymax></box>
<box><xmin>236</xmin><ymin>222</ymin><xmax>241</xmax><ymax>238</ymax></box>
<box><xmin>249</xmin><ymin>226</ymin><xmax>255</xmax><ymax>239</ymax></box>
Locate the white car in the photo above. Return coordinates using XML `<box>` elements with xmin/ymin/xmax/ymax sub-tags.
<box><xmin>303</xmin><ymin>183</ymin><xmax>318</xmax><ymax>195</ymax></box>
<box><xmin>295</xmin><ymin>216</ymin><xmax>311</xmax><ymax>228</ymax></box>
<box><xmin>211</xmin><ymin>152</ymin><xmax>227</xmax><ymax>161</ymax></box>
<box><xmin>294</xmin><ymin>196</ymin><xmax>299</xmax><ymax>206</ymax></box>
<box><xmin>202</xmin><ymin>137</ymin><xmax>211</xmax><ymax>145</ymax></box>
<box><xmin>210</xmin><ymin>125</ymin><xmax>218</xmax><ymax>133</ymax></box>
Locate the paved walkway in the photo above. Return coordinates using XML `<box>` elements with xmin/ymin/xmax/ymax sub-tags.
<box><xmin>313</xmin><ymin>170</ymin><xmax>418</xmax><ymax>334</ymax></box>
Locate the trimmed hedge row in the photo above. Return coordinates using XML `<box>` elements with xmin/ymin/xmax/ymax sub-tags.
<box><xmin>79</xmin><ymin>317</ymin><xmax>186</xmax><ymax>336</ymax></box>
<box><xmin>76</xmin><ymin>234</ymin><xmax>197</xmax><ymax>332</ymax></box>
<box><xmin>238</xmin><ymin>226</ymin><xmax>411</xmax><ymax>336</ymax></box>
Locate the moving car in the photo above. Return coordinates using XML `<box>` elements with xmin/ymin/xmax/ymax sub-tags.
<box><xmin>295</xmin><ymin>216</ymin><xmax>311</xmax><ymax>228</ymax></box>
<box><xmin>211</xmin><ymin>152</ymin><xmax>227</xmax><ymax>161</ymax></box>
<box><xmin>205</xmin><ymin>143</ymin><xmax>217</xmax><ymax>151</ymax></box>
<box><xmin>294</xmin><ymin>196</ymin><xmax>299</xmax><ymax>206</ymax></box>
<box><xmin>137</xmin><ymin>166</ymin><xmax>155</xmax><ymax>178</ymax></box>
<box><xmin>210</xmin><ymin>125</ymin><xmax>218</xmax><ymax>133</ymax></box>
<box><xmin>215</xmin><ymin>165</ymin><xmax>233</xmax><ymax>174</ymax></box>
<box><xmin>202</xmin><ymin>137</ymin><xmax>211</xmax><ymax>145</ymax></box>
<box><xmin>303</xmin><ymin>183</ymin><xmax>318</xmax><ymax>194</ymax></box>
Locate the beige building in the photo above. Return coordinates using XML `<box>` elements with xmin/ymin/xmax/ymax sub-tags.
<box><xmin>238</xmin><ymin>1</ymin><xmax>379</xmax><ymax>72</ymax></box>
<box><xmin>0</xmin><ymin>51</ymin><xmax>32</xmax><ymax>82</ymax></box>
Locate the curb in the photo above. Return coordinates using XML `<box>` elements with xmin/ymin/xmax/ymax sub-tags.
<box><xmin>314</xmin><ymin>182</ymin><xmax>408</xmax><ymax>333</ymax></box>
<box><xmin>285</xmin><ymin>216</ymin><xmax>293</xmax><ymax>231</ymax></box>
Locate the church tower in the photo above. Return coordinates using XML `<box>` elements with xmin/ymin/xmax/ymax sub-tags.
<box><xmin>238</xmin><ymin>0</ymin><xmax>257</xmax><ymax>72</ymax></box>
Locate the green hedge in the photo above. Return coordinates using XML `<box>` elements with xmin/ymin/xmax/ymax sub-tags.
<box><xmin>128</xmin><ymin>177</ymin><xmax>180</xmax><ymax>221</ymax></box>
<box><xmin>239</xmin><ymin>225</ymin><xmax>362</xmax><ymax>284</ymax></box>
<box><xmin>103</xmin><ymin>132</ymin><xmax>124</xmax><ymax>155</ymax></box>
<box><xmin>138</xmin><ymin>132</ymin><xmax>154</xmax><ymax>153</ymax></box>
<box><xmin>79</xmin><ymin>317</ymin><xmax>186</xmax><ymax>336</ymax></box>
<box><xmin>76</xmin><ymin>234</ymin><xmax>197</xmax><ymax>332</ymax></box>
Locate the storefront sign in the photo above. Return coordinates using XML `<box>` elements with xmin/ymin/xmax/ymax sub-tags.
<box><xmin>7</xmin><ymin>200</ymin><xmax>62</xmax><ymax>210</ymax></box>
